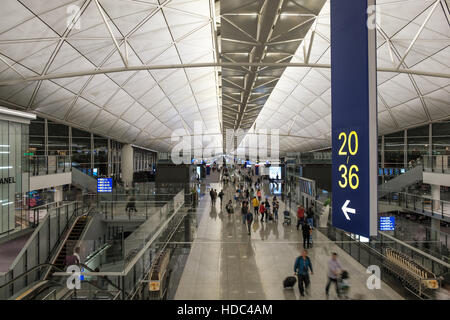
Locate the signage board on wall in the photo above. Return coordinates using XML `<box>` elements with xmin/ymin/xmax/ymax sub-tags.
<box><xmin>379</xmin><ymin>216</ymin><xmax>395</xmax><ymax>231</ymax></box>
<box><xmin>331</xmin><ymin>0</ymin><xmax>378</xmax><ymax>238</ymax></box>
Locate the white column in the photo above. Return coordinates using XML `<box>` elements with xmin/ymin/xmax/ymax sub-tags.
<box><xmin>54</xmin><ymin>185</ymin><xmax>63</xmax><ymax>202</ymax></box>
<box><xmin>121</xmin><ymin>144</ymin><xmax>134</xmax><ymax>187</ymax></box>
<box><xmin>431</xmin><ymin>184</ymin><xmax>441</xmax><ymax>211</ymax></box>
<box><xmin>430</xmin><ymin>184</ymin><xmax>441</xmax><ymax>245</ymax></box>
<box><xmin>430</xmin><ymin>215</ymin><xmax>440</xmax><ymax>245</ymax></box>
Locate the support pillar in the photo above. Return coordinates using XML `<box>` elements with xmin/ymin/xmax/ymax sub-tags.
<box><xmin>430</xmin><ymin>216</ymin><xmax>440</xmax><ymax>247</ymax></box>
<box><xmin>121</xmin><ymin>144</ymin><xmax>134</xmax><ymax>187</ymax></box>
<box><xmin>431</xmin><ymin>184</ymin><xmax>441</xmax><ymax>211</ymax></box>
<box><xmin>430</xmin><ymin>184</ymin><xmax>441</xmax><ymax>247</ymax></box>
<box><xmin>54</xmin><ymin>185</ymin><xmax>63</xmax><ymax>203</ymax></box>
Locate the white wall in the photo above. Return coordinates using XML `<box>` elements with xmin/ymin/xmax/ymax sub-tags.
<box><xmin>30</xmin><ymin>172</ymin><xmax>71</xmax><ymax>191</ymax></box>
<box><xmin>423</xmin><ymin>172</ymin><xmax>450</xmax><ymax>187</ymax></box>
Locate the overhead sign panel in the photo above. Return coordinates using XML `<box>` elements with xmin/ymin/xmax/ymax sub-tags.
<box><xmin>331</xmin><ymin>0</ymin><xmax>378</xmax><ymax>238</ymax></box>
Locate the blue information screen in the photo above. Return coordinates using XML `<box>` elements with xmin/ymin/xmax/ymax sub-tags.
<box><xmin>331</xmin><ymin>0</ymin><xmax>378</xmax><ymax>238</ymax></box>
<box><xmin>379</xmin><ymin>217</ymin><xmax>395</xmax><ymax>231</ymax></box>
<box><xmin>97</xmin><ymin>178</ymin><xmax>112</xmax><ymax>193</ymax></box>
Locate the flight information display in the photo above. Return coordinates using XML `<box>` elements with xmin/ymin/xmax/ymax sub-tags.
<box><xmin>379</xmin><ymin>217</ymin><xmax>395</xmax><ymax>231</ymax></box>
<box><xmin>97</xmin><ymin>178</ymin><xmax>112</xmax><ymax>193</ymax></box>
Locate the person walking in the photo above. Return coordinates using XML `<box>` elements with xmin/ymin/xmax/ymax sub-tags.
<box><xmin>246</xmin><ymin>211</ymin><xmax>253</xmax><ymax>235</ymax></box>
<box><xmin>307</xmin><ymin>204</ymin><xmax>315</xmax><ymax>229</ymax></box>
<box><xmin>302</xmin><ymin>221</ymin><xmax>312</xmax><ymax>249</ymax></box>
<box><xmin>226</xmin><ymin>200</ymin><xmax>234</xmax><ymax>215</ymax></box>
<box><xmin>209</xmin><ymin>188</ymin><xmax>215</xmax><ymax>205</ymax></box>
<box><xmin>294</xmin><ymin>249</ymin><xmax>313</xmax><ymax>297</ymax></box>
<box><xmin>126</xmin><ymin>196</ymin><xmax>137</xmax><ymax>213</ymax></box>
<box><xmin>213</xmin><ymin>189</ymin><xmax>218</xmax><ymax>205</ymax></box>
<box><xmin>296</xmin><ymin>205</ymin><xmax>305</xmax><ymax>230</ymax></box>
<box><xmin>273</xmin><ymin>199</ymin><xmax>279</xmax><ymax>220</ymax></box>
<box><xmin>252</xmin><ymin>196</ymin><xmax>259</xmax><ymax>216</ymax></box>
<box><xmin>257</xmin><ymin>189</ymin><xmax>262</xmax><ymax>201</ymax></box>
<box><xmin>241</xmin><ymin>201</ymin><xmax>249</xmax><ymax>225</ymax></box>
<box><xmin>264</xmin><ymin>198</ymin><xmax>271</xmax><ymax>222</ymax></box>
<box><xmin>326</xmin><ymin>253</ymin><xmax>343</xmax><ymax>298</ymax></box>
<box><xmin>218</xmin><ymin>189</ymin><xmax>224</xmax><ymax>206</ymax></box>
<box><xmin>259</xmin><ymin>203</ymin><xmax>265</xmax><ymax>222</ymax></box>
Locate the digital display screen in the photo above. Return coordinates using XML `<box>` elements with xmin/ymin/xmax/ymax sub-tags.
<box><xmin>379</xmin><ymin>216</ymin><xmax>395</xmax><ymax>231</ymax></box>
<box><xmin>97</xmin><ymin>178</ymin><xmax>113</xmax><ymax>193</ymax></box>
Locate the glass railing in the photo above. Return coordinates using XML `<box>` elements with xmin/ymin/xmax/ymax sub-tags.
<box><xmin>0</xmin><ymin>202</ymin><xmax>86</xmax><ymax>300</ymax></box>
<box><xmin>286</xmin><ymin>197</ymin><xmax>449</xmax><ymax>299</ymax></box>
<box><xmin>379</xmin><ymin>191</ymin><xmax>450</xmax><ymax>220</ymax></box>
<box><xmin>50</xmin><ymin>190</ymin><xmax>186</xmax><ymax>299</ymax></box>
<box><xmin>422</xmin><ymin>155</ymin><xmax>450</xmax><ymax>173</ymax></box>
<box><xmin>29</xmin><ymin>155</ymin><xmax>72</xmax><ymax>176</ymax></box>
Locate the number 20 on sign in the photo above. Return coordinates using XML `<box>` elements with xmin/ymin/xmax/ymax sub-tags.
<box><xmin>337</xmin><ymin>131</ymin><xmax>359</xmax><ymax>190</ymax></box>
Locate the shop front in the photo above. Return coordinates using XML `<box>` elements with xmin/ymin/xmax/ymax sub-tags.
<box><xmin>0</xmin><ymin>106</ymin><xmax>35</xmax><ymax>236</ymax></box>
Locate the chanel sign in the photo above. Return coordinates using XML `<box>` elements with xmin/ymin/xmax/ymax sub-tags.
<box><xmin>0</xmin><ymin>177</ymin><xmax>16</xmax><ymax>184</ymax></box>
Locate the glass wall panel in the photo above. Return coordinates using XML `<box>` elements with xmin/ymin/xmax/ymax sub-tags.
<box><xmin>384</xmin><ymin>131</ymin><xmax>404</xmax><ymax>167</ymax></box>
<box><xmin>407</xmin><ymin>125</ymin><xmax>429</xmax><ymax>164</ymax></box>
<box><xmin>71</xmin><ymin>128</ymin><xmax>91</xmax><ymax>172</ymax></box>
<box><xmin>28</xmin><ymin>117</ymin><xmax>45</xmax><ymax>156</ymax></box>
<box><xmin>432</xmin><ymin>121</ymin><xmax>450</xmax><ymax>155</ymax></box>
<box><xmin>47</xmin><ymin>120</ymin><xmax>69</xmax><ymax>155</ymax></box>
<box><xmin>94</xmin><ymin>134</ymin><xmax>108</xmax><ymax>177</ymax></box>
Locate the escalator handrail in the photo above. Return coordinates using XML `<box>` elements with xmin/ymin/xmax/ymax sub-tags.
<box><xmin>76</xmin><ymin>263</ymin><xmax>131</xmax><ymax>299</ymax></box>
<box><xmin>0</xmin><ymin>263</ymin><xmax>65</xmax><ymax>290</ymax></box>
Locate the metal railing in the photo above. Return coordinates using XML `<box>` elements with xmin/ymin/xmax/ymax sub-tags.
<box><xmin>51</xmin><ymin>190</ymin><xmax>186</xmax><ymax>300</ymax></box>
<box><xmin>288</xmin><ymin>197</ymin><xmax>449</xmax><ymax>299</ymax></box>
<box><xmin>0</xmin><ymin>202</ymin><xmax>85</xmax><ymax>300</ymax></box>
<box><xmin>379</xmin><ymin>191</ymin><xmax>450</xmax><ymax>221</ymax></box>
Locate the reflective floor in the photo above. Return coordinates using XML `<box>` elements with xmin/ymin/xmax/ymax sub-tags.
<box><xmin>175</xmin><ymin>172</ymin><xmax>403</xmax><ymax>300</ymax></box>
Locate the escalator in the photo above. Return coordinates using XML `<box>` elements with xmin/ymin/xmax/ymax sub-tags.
<box><xmin>51</xmin><ymin>215</ymin><xmax>89</xmax><ymax>272</ymax></box>
<box><xmin>8</xmin><ymin>216</ymin><xmax>91</xmax><ymax>300</ymax></box>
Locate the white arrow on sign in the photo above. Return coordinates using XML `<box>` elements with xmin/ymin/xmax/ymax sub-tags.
<box><xmin>341</xmin><ymin>200</ymin><xmax>356</xmax><ymax>220</ymax></box>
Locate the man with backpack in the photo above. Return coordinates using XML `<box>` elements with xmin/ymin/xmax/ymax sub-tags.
<box><xmin>218</xmin><ymin>189</ymin><xmax>224</xmax><ymax>206</ymax></box>
<box><xmin>302</xmin><ymin>221</ymin><xmax>312</xmax><ymax>249</ymax></box>
<box><xmin>294</xmin><ymin>249</ymin><xmax>314</xmax><ymax>297</ymax></box>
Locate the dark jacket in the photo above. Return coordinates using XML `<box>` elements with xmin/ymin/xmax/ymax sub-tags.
<box><xmin>294</xmin><ymin>256</ymin><xmax>313</xmax><ymax>275</ymax></box>
<box><xmin>307</xmin><ymin>207</ymin><xmax>314</xmax><ymax>219</ymax></box>
<box><xmin>302</xmin><ymin>223</ymin><xmax>311</xmax><ymax>236</ymax></box>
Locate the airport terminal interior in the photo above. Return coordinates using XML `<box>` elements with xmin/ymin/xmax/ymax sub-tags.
<box><xmin>0</xmin><ymin>0</ymin><xmax>449</xmax><ymax>301</ymax></box>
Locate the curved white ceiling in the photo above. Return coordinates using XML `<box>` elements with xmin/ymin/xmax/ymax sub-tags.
<box><xmin>0</xmin><ymin>0</ymin><xmax>222</xmax><ymax>152</ymax></box>
<box><xmin>248</xmin><ymin>0</ymin><xmax>450</xmax><ymax>153</ymax></box>
<box><xmin>0</xmin><ymin>0</ymin><xmax>448</xmax><ymax>155</ymax></box>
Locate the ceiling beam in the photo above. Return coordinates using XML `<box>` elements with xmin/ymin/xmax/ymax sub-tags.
<box><xmin>0</xmin><ymin>62</ymin><xmax>448</xmax><ymax>86</ymax></box>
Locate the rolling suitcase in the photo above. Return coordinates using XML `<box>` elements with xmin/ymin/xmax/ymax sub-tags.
<box><xmin>283</xmin><ymin>276</ymin><xmax>297</xmax><ymax>288</ymax></box>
